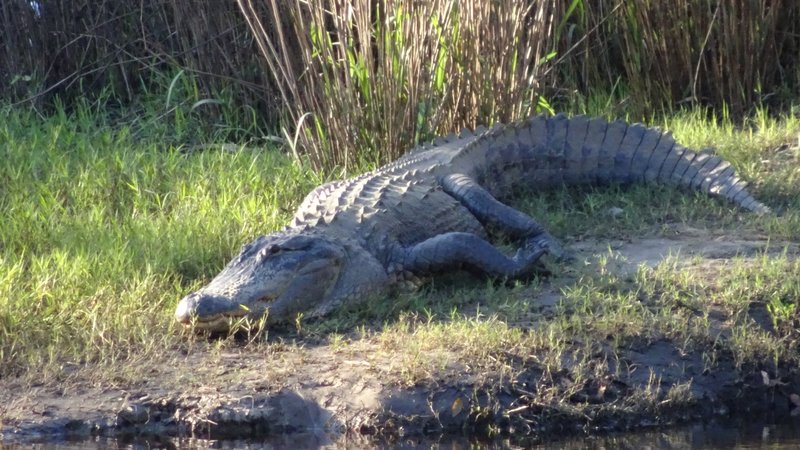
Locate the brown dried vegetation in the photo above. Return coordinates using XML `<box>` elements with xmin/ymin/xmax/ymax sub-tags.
<box><xmin>2</xmin><ymin>1</ymin><xmax>799</xmax><ymax>170</ymax></box>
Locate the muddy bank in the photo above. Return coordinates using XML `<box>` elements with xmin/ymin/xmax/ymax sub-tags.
<box><xmin>2</xmin><ymin>233</ymin><xmax>800</xmax><ymax>444</ymax></box>
<box><xmin>3</xmin><ymin>347</ymin><xmax>798</xmax><ymax>445</ymax></box>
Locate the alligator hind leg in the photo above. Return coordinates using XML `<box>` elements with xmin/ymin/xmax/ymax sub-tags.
<box><xmin>402</xmin><ymin>232</ymin><xmax>547</xmax><ymax>278</ymax></box>
<box><xmin>440</xmin><ymin>173</ymin><xmax>566</xmax><ymax>259</ymax></box>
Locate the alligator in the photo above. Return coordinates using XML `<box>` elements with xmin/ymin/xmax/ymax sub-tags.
<box><xmin>174</xmin><ymin>114</ymin><xmax>769</xmax><ymax>331</ymax></box>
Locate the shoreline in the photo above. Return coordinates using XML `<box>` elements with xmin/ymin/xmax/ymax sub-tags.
<box><xmin>3</xmin><ymin>233</ymin><xmax>799</xmax><ymax>444</ymax></box>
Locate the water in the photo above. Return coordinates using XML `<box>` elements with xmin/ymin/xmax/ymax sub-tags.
<box><xmin>2</xmin><ymin>421</ymin><xmax>799</xmax><ymax>449</ymax></box>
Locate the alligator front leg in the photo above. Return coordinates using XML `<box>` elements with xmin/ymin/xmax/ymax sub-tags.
<box><xmin>440</xmin><ymin>173</ymin><xmax>566</xmax><ymax>259</ymax></box>
<box><xmin>403</xmin><ymin>232</ymin><xmax>547</xmax><ymax>278</ymax></box>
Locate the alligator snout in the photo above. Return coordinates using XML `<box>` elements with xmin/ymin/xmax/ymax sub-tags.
<box><xmin>174</xmin><ymin>291</ymin><xmax>250</xmax><ymax>330</ymax></box>
<box><xmin>174</xmin><ymin>292</ymin><xmax>201</xmax><ymax>325</ymax></box>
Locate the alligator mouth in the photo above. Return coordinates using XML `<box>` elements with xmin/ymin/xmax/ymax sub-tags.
<box><xmin>175</xmin><ymin>294</ymin><xmax>276</xmax><ymax>331</ymax></box>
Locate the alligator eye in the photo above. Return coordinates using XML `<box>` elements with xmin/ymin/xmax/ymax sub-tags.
<box><xmin>256</xmin><ymin>244</ymin><xmax>282</xmax><ymax>262</ymax></box>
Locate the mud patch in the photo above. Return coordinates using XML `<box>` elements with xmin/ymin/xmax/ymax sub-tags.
<box><xmin>571</xmin><ymin>225</ymin><xmax>796</xmax><ymax>275</ymax></box>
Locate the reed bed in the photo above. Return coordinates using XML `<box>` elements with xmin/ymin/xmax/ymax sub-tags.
<box><xmin>2</xmin><ymin>1</ymin><xmax>798</xmax><ymax>169</ymax></box>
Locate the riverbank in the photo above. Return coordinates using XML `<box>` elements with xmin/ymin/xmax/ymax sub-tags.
<box><xmin>3</xmin><ymin>231</ymin><xmax>800</xmax><ymax>443</ymax></box>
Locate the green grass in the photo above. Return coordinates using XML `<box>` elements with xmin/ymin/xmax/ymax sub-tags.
<box><xmin>0</xmin><ymin>104</ymin><xmax>320</xmax><ymax>377</ymax></box>
<box><xmin>1</xmin><ymin>99</ymin><xmax>799</xmax><ymax>397</ymax></box>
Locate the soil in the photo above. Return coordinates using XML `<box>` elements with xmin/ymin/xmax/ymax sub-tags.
<box><xmin>2</xmin><ymin>227</ymin><xmax>800</xmax><ymax>445</ymax></box>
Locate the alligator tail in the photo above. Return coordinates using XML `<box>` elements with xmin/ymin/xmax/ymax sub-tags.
<box><xmin>471</xmin><ymin>114</ymin><xmax>770</xmax><ymax>214</ymax></box>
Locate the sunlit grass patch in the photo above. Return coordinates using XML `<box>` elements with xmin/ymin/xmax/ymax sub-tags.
<box><xmin>0</xmin><ymin>103</ymin><xmax>316</xmax><ymax>379</ymax></box>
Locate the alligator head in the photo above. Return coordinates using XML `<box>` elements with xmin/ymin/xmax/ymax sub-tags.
<box><xmin>175</xmin><ymin>231</ymin><xmax>349</xmax><ymax>331</ymax></box>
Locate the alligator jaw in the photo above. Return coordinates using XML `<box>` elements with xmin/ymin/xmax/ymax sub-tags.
<box><xmin>174</xmin><ymin>292</ymin><xmax>275</xmax><ymax>331</ymax></box>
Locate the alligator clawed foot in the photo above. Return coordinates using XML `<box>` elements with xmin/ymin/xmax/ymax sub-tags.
<box><xmin>549</xmin><ymin>244</ymin><xmax>576</xmax><ymax>263</ymax></box>
<box><xmin>525</xmin><ymin>233</ymin><xmax>574</xmax><ymax>264</ymax></box>
<box><xmin>557</xmin><ymin>250</ymin><xmax>577</xmax><ymax>263</ymax></box>
<box><xmin>512</xmin><ymin>237</ymin><xmax>548</xmax><ymax>276</ymax></box>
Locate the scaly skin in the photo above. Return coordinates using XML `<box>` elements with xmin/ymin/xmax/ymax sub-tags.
<box><xmin>174</xmin><ymin>114</ymin><xmax>769</xmax><ymax>331</ymax></box>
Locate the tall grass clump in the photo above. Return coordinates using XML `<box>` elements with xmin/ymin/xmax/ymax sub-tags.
<box><xmin>237</xmin><ymin>0</ymin><xmax>577</xmax><ymax>171</ymax></box>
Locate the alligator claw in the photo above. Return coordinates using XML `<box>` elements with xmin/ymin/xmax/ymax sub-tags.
<box><xmin>525</xmin><ymin>233</ymin><xmax>574</xmax><ymax>263</ymax></box>
<box><xmin>512</xmin><ymin>238</ymin><xmax>548</xmax><ymax>275</ymax></box>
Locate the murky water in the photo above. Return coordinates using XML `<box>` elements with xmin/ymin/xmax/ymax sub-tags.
<box><xmin>2</xmin><ymin>421</ymin><xmax>800</xmax><ymax>449</ymax></box>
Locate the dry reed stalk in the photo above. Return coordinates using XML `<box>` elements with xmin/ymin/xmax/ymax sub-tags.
<box><xmin>617</xmin><ymin>0</ymin><xmax>797</xmax><ymax>115</ymax></box>
<box><xmin>237</xmin><ymin>0</ymin><xmax>562</xmax><ymax>171</ymax></box>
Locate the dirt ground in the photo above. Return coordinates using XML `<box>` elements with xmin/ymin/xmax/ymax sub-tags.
<box><xmin>2</xmin><ymin>228</ymin><xmax>799</xmax><ymax>445</ymax></box>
